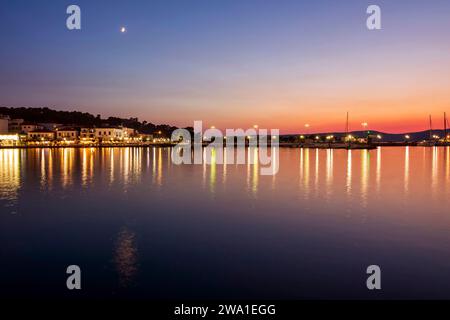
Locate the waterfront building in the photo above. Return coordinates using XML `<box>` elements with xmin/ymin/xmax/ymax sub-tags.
<box><xmin>123</xmin><ymin>127</ymin><xmax>136</xmax><ymax>137</ymax></box>
<box><xmin>80</xmin><ymin>127</ymin><xmax>96</xmax><ymax>141</ymax></box>
<box><xmin>94</xmin><ymin>127</ymin><xmax>126</xmax><ymax>141</ymax></box>
<box><xmin>138</xmin><ymin>133</ymin><xmax>153</xmax><ymax>142</ymax></box>
<box><xmin>55</xmin><ymin>127</ymin><xmax>79</xmax><ymax>141</ymax></box>
<box><xmin>27</xmin><ymin>129</ymin><xmax>55</xmax><ymax>141</ymax></box>
<box><xmin>21</xmin><ymin>123</ymin><xmax>43</xmax><ymax>133</ymax></box>
<box><xmin>0</xmin><ymin>134</ymin><xmax>20</xmax><ymax>147</ymax></box>
<box><xmin>8</xmin><ymin>118</ymin><xmax>24</xmax><ymax>133</ymax></box>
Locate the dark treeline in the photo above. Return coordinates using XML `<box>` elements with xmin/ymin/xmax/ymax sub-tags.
<box><xmin>0</xmin><ymin>107</ymin><xmax>191</xmax><ymax>136</ymax></box>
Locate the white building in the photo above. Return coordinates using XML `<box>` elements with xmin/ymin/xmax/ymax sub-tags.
<box><xmin>95</xmin><ymin>127</ymin><xmax>125</xmax><ymax>141</ymax></box>
<box><xmin>55</xmin><ymin>127</ymin><xmax>79</xmax><ymax>141</ymax></box>
<box><xmin>8</xmin><ymin>118</ymin><xmax>24</xmax><ymax>133</ymax></box>
<box><xmin>80</xmin><ymin>128</ymin><xmax>96</xmax><ymax>140</ymax></box>
<box><xmin>122</xmin><ymin>127</ymin><xmax>136</xmax><ymax>137</ymax></box>
<box><xmin>21</xmin><ymin>123</ymin><xmax>43</xmax><ymax>133</ymax></box>
<box><xmin>27</xmin><ymin>129</ymin><xmax>55</xmax><ymax>141</ymax></box>
<box><xmin>0</xmin><ymin>134</ymin><xmax>20</xmax><ymax>147</ymax></box>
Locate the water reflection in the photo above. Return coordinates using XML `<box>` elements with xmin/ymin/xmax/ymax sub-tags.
<box><xmin>210</xmin><ymin>148</ymin><xmax>217</xmax><ymax>194</ymax></box>
<box><xmin>40</xmin><ymin>149</ymin><xmax>47</xmax><ymax>190</ymax></box>
<box><xmin>81</xmin><ymin>148</ymin><xmax>94</xmax><ymax>188</ymax></box>
<box><xmin>301</xmin><ymin>148</ymin><xmax>310</xmax><ymax>199</ymax></box>
<box><xmin>151</xmin><ymin>147</ymin><xmax>164</xmax><ymax>187</ymax></box>
<box><xmin>109</xmin><ymin>148</ymin><xmax>115</xmax><ymax>186</ymax></box>
<box><xmin>404</xmin><ymin>146</ymin><xmax>410</xmax><ymax>195</ymax></box>
<box><xmin>360</xmin><ymin>150</ymin><xmax>369</xmax><ymax>208</ymax></box>
<box><xmin>346</xmin><ymin>150</ymin><xmax>352</xmax><ymax>197</ymax></box>
<box><xmin>2</xmin><ymin>146</ymin><xmax>450</xmax><ymax>215</ymax></box>
<box><xmin>61</xmin><ymin>148</ymin><xmax>74</xmax><ymax>189</ymax></box>
<box><xmin>0</xmin><ymin>149</ymin><xmax>21</xmax><ymax>203</ymax></box>
<box><xmin>315</xmin><ymin>149</ymin><xmax>319</xmax><ymax>196</ymax></box>
<box><xmin>114</xmin><ymin>227</ymin><xmax>138</xmax><ymax>287</ymax></box>
<box><xmin>3</xmin><ymin>146</ymin><xmax>450</xmax><ymax>299</ymax></box>
<box><xmin>376</xmin><ymin>147</ymin><xmax>381</xmax><ymax>193</ymax></box>
<box><xmin>432</xmin><ymin>147</ymin><xmax>438</xmax><ymax>196</ymax></box>
<box><xmin>325</xmin><ymin>149</ymin><xmax>333</xmax><ymax>200</ymax></box>
<box><xmin>246</xmin><ymin>147</ymin><xmax>259</xmax><ymax>196</ymax></box>
<box><xmin>446</xmin><ymin>147</ymin><xmax>450</xmax><ymax>191</ymax></box>
<box><xmin>223</xmin><ymin>147</ymin><xmax>228</xmax><ymax>185</ymax></box>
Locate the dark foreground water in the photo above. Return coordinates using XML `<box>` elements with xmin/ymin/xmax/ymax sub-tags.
<box><xmin>1</xmin><ymin>146</ymin><xmax>450</xmax><ymax>299</ymax></box>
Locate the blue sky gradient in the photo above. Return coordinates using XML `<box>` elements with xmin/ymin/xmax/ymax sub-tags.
<box><xmin>1</xmin><ymin>0</ymin><xmax>449</xmax><ymax>132</ymax></box>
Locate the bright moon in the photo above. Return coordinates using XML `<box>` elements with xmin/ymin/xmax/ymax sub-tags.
<box><xmin>120</xmin><ymin>27</ymin><xmax>126</xmax><ymax>33</ymax></box>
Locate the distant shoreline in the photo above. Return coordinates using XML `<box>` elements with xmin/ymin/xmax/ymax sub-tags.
<box><xmin>1</xmin><ymin>142</ymin><xmax>449</xmax><ymax>150</ymax></box>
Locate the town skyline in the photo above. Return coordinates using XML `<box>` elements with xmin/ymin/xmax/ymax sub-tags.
<box><xmin>1</xmin><ymin>106</ymin><xmax>449</xmax><ymax>141</ymax></box>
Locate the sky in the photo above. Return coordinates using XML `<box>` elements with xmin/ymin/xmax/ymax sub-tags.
<box><xmin>0</xmin><ymin>0</ymin><xmax>449</xmax><ymax>133</ymax></box>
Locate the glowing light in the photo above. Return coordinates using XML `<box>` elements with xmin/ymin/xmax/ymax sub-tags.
<box><xmin>0</xmin><ymin>134</ymin><xmax>19</xmax><ymax>141</ymax></box>
<box><xmin>120</xmin><ymin>26</ymin><xmax>127</xmax><ymax>33</ymax></box>
<box><xmin>405</xmin><ymin>135</ymin><xmax>410</xmax><ymax>139</ymax></box>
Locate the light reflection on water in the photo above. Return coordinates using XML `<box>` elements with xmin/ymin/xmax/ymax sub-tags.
<box><xmin>1</xmin><ymin>146</ymin><xmax>450</xmax><ymax>299</ymax></box>
<box><xmin>0</xmin><ymin>149</ymin><xmax>21</xmax><ymax>204</ymax></box>
<box><xmin>2</xmin><ymin>146</ymin><xmax>450</xmax><ymax>220</ymax></box>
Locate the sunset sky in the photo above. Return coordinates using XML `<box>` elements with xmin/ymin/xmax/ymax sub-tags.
<box><xmin>1</xmin><ymin>0</ymin><xmax>449</xmax><ymax>133</ymax></box>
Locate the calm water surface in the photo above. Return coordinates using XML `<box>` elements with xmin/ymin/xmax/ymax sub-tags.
<box><xmin>1</xmin><ymin>147</ymin><xmax>450</xmax><ymax>299</ymax></box>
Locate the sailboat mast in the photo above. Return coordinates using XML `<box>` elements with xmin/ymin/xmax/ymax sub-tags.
<box><xmin>346</xmin><ymin>112</ymin><xmax>349</xmax><ymax>136</ymax></box>
<box><xmin>345</xmin><ymin>112</ymin><xmax>351</xmax><ymax>148</ymax></box>
<box><xmin>445</xmin><ymin>112</ymin><xmax>447</xmax><ymax>142</ymax></box>
<box><xmin>429</xmin><ymin>115</ymin><xmax>433</xmax><ymax>141</ymax></box>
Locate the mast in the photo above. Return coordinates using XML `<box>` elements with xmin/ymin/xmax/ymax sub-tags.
<box><xmin>445</xmin><ymin>112</ymin><xmax>447</xmax><ymax>142</ymax></box>
<box><xmin>429</xmin><ymin>115</ymin><xmax>433</xmax><ymax>141</ymax></box>
<box><xmin>346</xmin><ymin>112</ymin><xmax>349</xmax><ymax>137</ymax></box>
<box><xmin>345</xmin><ymin>111</ymin><xmax>350</xmax><ymax>148</ymax></box>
